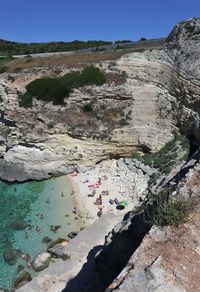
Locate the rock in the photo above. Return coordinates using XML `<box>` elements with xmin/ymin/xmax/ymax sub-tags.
<box><xmin>48</xmin><ymin>240</ymin><xmax>70</xmax><ymax>260</ymax></box>
<box><xmin>42</xmin><ymin>236</ymin><xmax>52</xmax><ymax>244</ymax></box>
<box><xmin>11</xmin><ymin>219</ymin><xmax>27</xmax><ymax>230</ymax></box>
<box><xmin>32</xmin><ymin>252</ymin><xmax>52</xmax><ymax>272</ymax></box>
<box><xmin>124</xmin><ymin>158</ymin><xmax>132</xmax><ymax>165</ymax></box>
<box><xmin>50</xmin><ymin>225</ymin><xmax>61</xmax><ymax>233</ymax></box>
<box><xmin>166</xmin><ymin>18</ymin><xmax>200</xmax><ymax>79</ymax></box>
<box><xmin>47</xmin><ymin>237</ymin><xmax>66</xmax><ymax>249</ymax></box>
<box><xmin>3</xmin><ymin>248</ymin><xmax>22</xmax><ymax>265</ymax></box>
<box><xmin>116</xmin><ymin>158</ymin><xmax>125</xmax><ymax>168</ymax></box>
<box><xmin>13</xmin><ymin>271</ymin><xmax>31</xmax><ymax>288</ymax></box>
<box><xmin>17</xmin><ymin>264</ymin><xmax>25</xmax><ymax>273</ymax></box>
<box><xmin>127</xmin><ymin>159</ymin><xmax>155</xmax><ymax>177</ymax></box>
<box><xmin>173</xmin><ymin>267</ymin><xmax>185</xmax><ymax>280</ymax></box>
<box><xmin>138</xmin><ymin>163</ymin><xmax>155</xmax><ymax>176</ymax></box>
<box><xmin>67</xmin><ymin>232</ymin><xmax>78</xmax><ymax>239</ymax></box>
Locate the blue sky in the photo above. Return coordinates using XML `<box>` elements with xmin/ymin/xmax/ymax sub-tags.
<box><xmin>0</xmin><ymin>0</ymin><xmax>199</xmax><ymax>43</ymax></box>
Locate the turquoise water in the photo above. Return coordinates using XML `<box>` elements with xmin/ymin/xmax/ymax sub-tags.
<box><xmin>0</xmin><ymin>176</ymin><xmax>81</xmax><ymax>291</ymax></box>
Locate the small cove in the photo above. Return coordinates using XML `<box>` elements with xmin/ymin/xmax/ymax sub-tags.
<box><xmin>0</xmin><ymin>175</ymin><xmax>82</xmax><ymax>291</ymax></box>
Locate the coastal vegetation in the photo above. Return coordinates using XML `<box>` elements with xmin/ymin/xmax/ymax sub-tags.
<box><xmin>82</xmin><ymin>103</ymin><xmax>93</xmax><ymax>113</ymax></box>
<box><xmin>19</xmin><ymin>66</ymin><xmax>106</xmax><ymax>107</ymax></box>
<box><xmin>135</xmin><ymin>180</ymin><xmax>193</xmax><ymax>228</ymax></box>
<box><xmin>0</xmin><ymin>39</ymin><xmax>112</xmax><ymax>55</ymax></box>
<box><xmin>133</xmin><ymin>132</ymin><xmax>192</xmax><ymax>227</ymax></box>
<box><xmin>0</xmin><ymin>56</ymin><xmax>14</xmax><ymax>73</ymax></box>
<box><xmin>132</xmin><ymin>133</ymin><xmax>190</xmax><ymax>174</ymax></box>
<box><xmin>152</xmin><ymin>199</ymin><xmax>191</xmax><ymax>227</ymax></box>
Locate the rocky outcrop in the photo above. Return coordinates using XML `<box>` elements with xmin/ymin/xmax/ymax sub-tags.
<box><xmin>32</xmin><ymin>252</ymin><xmax>52</xmax><ymax>272</ymax></box>
<box><xmin>3</xmin><ymin>248</ymin><xmax>22</xmax><ymax>265</ymax></box>
<box><xmin>109</xmin><ymin>196</ymin><xmax>200</xmax><ymax>292</ymax></box>
<box><xmin>11</xmin><ymin>17</ymin><xmax>200</xmax><ymax>292</ymax></box>
<box><xmin>13</xmin><ymin>271</ymin><xmax>32</xmax><ymax>289</ymax></box>
<box><xmin>16</xmin><ymin>213</ymin><xmax>123</xmax><ymax>292</ymax></box>
<box><xmin>0</xmin><ymin>19</ymin><xmax>199</xmax><ymax>181</ymax></box>
<box><xmin>166</xmin><ymin>18</ymin><xmax>200</xmax><ymax>79</ymax></box>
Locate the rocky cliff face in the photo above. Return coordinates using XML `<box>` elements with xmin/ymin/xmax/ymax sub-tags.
<box><xmin>107</xmin><ymin>155</ymin><xmax>200</xmax><ymax>292</ymax></box>
<box><xmin>166</xmin><ymin>18</ymin><xmax>200</xmax><ymax>79</ymax></box>
<box><xmin>9</xmin><ymin>17</ymin><xmax>200</xmax><ymax>292</ymax></box>
<box><xmin>0</xmin><ymin>18</ymin><xmax>199</xmax><ymax>181</ymax></box>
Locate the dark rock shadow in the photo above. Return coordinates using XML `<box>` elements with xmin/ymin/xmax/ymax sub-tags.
<box><xmin>62</xmin><ymin>204</ymin><xmax>153</xmax><ymax>292</ymax></box>
<box><xmin>62</xmin><ymin>245</ymin><xmax>103</xmax><ymax>292</ymax></box>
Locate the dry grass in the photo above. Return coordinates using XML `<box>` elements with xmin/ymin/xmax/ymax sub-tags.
<box><xmin>5</xmin><ymin>45</ymin><xmax>163</xmax><ymax>72</ymax></box>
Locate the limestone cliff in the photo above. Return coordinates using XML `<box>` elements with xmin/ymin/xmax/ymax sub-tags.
<box><xmin>9</xmin><ymin>17</ymin><xmax>200</xmax><ymax>292</ymax></box>
<box><xmin>0</xmin><ymin>18</ymin><xmax>199</xmax><ymax>181</ymax></box>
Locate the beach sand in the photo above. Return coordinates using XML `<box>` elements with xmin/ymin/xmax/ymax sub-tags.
<box><xmin>68</xmin><ymin>159</ymin><xmax>148</xmax><ymax>225</ymax></box>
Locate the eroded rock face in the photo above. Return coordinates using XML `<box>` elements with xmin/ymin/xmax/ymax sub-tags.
<box><xmin>166</xmin><ymin>18</ymin><xmax>200</xmax><ymax>79</ymax></box>
<box><xmin>0</xmin><ymin>18</ymin><xmax>199</xmax><ymax>182</ymax></box>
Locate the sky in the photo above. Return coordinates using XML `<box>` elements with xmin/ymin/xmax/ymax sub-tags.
<box><xmin>0</xmin><ymin>0</ymin><xmax>199</xmax><ymax>43</ymax></box>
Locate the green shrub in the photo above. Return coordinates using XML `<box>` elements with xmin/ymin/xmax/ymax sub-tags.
<box><xmin>132</xmin><ymin>152</ymin><xmax>143</xmax><ymax>161</ymax></box>
<box><xmin>132</xmin><ymin>133</ymin><xmax>190</xmax><ymax>174</ymax></box>
<box><xmin>19</xmin><ymin>93</ymin><xmax>33</xmax><ymax>108</ymax></box>
<box><xmin>0</xmin><ymin>66</ymin><xmax>8</xmax><ymax>73</ymax></box>
<box><xmin>82</xmin><ymin>103</ymin><xmax>93</xmax><ymax>112</ymax></box>
<box><xmin>152</xmin><ymin>200</ymin><xmax>191</xmax><ymax>227</ymax></box>
<box><xmin>26</xmin><ymin>77</ymin><xmax>69</xmax><ymax>103</ymax></box>
<box><xmin>19</xmin><ymin>66</ymin><xmax>106</xmax><ymax>107</ymax></box>
<box><xmin>148</xmin><ymin>172</ymin><xmax>160</xmax><ymax>186</ymax></box>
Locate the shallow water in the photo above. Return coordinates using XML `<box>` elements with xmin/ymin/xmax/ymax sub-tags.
<box><xmin>0</xmin><ymin>176</ymin><xmax>80</xmax><ymax>290</ymax></box>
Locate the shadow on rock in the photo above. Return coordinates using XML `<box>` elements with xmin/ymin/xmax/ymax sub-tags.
<box><xmin>62</xmin><ymin>245</ymin><xmax>103</xmax><ymax>292</ymax></box>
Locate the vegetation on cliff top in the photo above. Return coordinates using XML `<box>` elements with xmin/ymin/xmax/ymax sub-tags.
<box><xmin>19</xmin><ymin>66</ymin><xmax>106</xmax><ymax>107</ymax></box>
<box><xmin>0</xmin><ymin>56</ymin><xmax>14</xmax><ymax>73</ymax></box>
<box><xmin>152</xmin><ymin>199</ymin><xmax>192</xmax><ymax>227</ymax></box>
<box><xmin>0</xmin><ymin>39</ymin><xmax>112</xmax><ymax>55</ymax></box>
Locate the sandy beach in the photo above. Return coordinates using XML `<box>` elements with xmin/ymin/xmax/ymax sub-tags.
<box><xmin>68</xmin><ymin>159</ymin><xmax>148</xmax><ymax>225</ymax></box>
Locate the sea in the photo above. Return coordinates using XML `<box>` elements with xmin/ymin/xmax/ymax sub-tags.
<box><xmin>0</xmin><ymin>175</ymin><xmax>81</xmax><ymax>291</ymax></box>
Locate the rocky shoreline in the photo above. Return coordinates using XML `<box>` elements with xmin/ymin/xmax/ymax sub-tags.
<box><xmin>0</xmin><ymin>17</ymin><xmax>200</xmax><ymax>292</ymax></box>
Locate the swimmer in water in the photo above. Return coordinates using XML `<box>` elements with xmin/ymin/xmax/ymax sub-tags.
<box><xmin>36</xmin><ymin>226</ymin><xmax>40</xmax><ymax>232</ymax></box>
<box><xmin>25</xmin><ymin>254</ymin><xmax>31</xmax><ymax>268</ymax></box>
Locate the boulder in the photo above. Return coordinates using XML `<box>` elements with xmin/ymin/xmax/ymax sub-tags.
<box><xmin>13</xmin><ymin>271</ymin><xmax>31</xmax><ymax>288</ymax></box>
<box><xmin>42</xmin><ymin>236</ymin><xmax>52</xmax><ymax>244</ymax></box>
<box><xmin>116</xmin><ymin>158</ymin><xmax>125</xmax><ymax>168</ymax></box>
<box><xmin>32</xmin><ymin>252</ymin><xmax>52</xmax><ymax>272</ymax></box>
<box><xmin>68</xmin><ymin>232</ymin><xmax>78</xmax><ymax>239</ymax></box>
<box><xmin>124</xmin><ymin>158</ymin><xmax>132</xmax><ymax>165</ymax></box>
<box><xmin>17</xmin><ymin>264</ymin><xmax>25</xmax><ymax>273</ymax></box>
<box><xmin>3</xmin><ymin>248</ymin><xmax>22</xmax><ymax>265</ymax></box>
<box><xmin>48</xmin><ymin>240</ymin><xmax>70</xmax><ymax>260</ymax></box>
<box><xmin>11</xmin><ymin>219</ymin><xmax>27</xmax><ymax>230</ymax></box>
<box><xmin>50</xmin><ymin>225</ymin><xmax>61</xmax><ymax>233</ymax></box>
<box><xmin>47</xmin><ymin>237</ymin><xmax>66</xmax><ymax>249</ymax></box>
